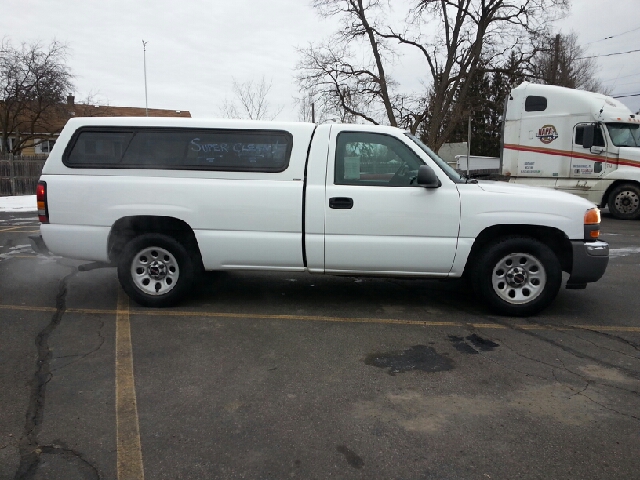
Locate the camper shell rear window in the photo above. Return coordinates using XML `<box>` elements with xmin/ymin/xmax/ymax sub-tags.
<box><xmin>63</xmin><ymin>127</ymin><xmax>293</xmax><ymax>172</ymax></box>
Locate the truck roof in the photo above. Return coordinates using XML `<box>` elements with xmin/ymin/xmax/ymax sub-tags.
<box><xmin>510</xmin><ymin>82</ymin><xmax>638</xmax><ymax>124</ymax></box>
<box><xmin>62</xmin><ymin>116</ymin><xmax>318</xmax><ymax>130</ymax></box>
<box><xmin>60</xmin><ymin>117</ymin><xmax>410</xmax><ymax>137</ymax></box>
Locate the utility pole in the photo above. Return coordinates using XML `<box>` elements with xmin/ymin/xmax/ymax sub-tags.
<box><xmin>466</xmin><ymin>113</ymin><xmax>472</xmax><ymax>178</ymax></box>
<box><xmin>551</xmin><ymin>33</ymin><xmax>560</xmax><ymax>85</ymax></box>
<box><xmin>142</xmin><ymin>40</ymin><xmax>148</xmax><ymax>116</ymax></box>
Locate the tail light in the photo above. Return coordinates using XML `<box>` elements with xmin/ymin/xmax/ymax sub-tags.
<box><xmin>36</xmin><ymin>181</ymin><xmax>49</xmax><ymax>224</ymax></box>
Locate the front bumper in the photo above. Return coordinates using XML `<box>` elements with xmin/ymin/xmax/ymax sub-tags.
<box><xmin>567</xmin><ymin>240</ymin><xmax>609</xmax><ymax>288</ymax></box>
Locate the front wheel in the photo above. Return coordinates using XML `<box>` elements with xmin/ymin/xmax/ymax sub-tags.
<box><xmin>608</xmin><ymin>183</ymin><xmax>640</xmax><ymax>220</ymax></box>
<box><xmin>472</xmin><ymin>237</ymin><xmax>562</xmax><ymax>316</ymax></box>
<box><xmin>118</xmin><ymin>233</ymin><xmax>195</xmax><ymax>307</ymax></box>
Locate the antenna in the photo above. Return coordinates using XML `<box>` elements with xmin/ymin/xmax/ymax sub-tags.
<box><xmin>142</xmin><ymin>40</ymin><xmax>148</xmax><ymax>117</ymax></box>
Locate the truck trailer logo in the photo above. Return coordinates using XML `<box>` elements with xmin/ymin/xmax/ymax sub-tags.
<box><xmin>536</xmin><ymin>125</ymin><xmax>558</xmax><ymax>144</ymax></box>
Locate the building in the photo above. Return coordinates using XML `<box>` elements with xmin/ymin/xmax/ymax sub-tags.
<box><xmin>1</xmin><ymin>95</ymin><xmax>191</xmax><ymax>155</ymax></box>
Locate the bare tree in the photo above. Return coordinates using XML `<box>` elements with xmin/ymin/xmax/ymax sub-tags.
<box><xmin>220</xmin><ymin>77</ymin><xmax>284</xmax><ymax>120</ymax></box>
<box><xmin>529</xmin><ymin>32</ymin><xmax>610</xmax><ymax>94</ymax></box>
<box><xmin>297</xmin><ymin>0</ymin><xmax>568</xmax><ymax>150</ymax></box>
<box><xmin>0</xmin><ymin>38</ymin><xmax>74</xmax><ymax>153</ymax></box>
<box><xmin>296</xmin><ymin>1</ymin><xmax>401</xmax><ymax>127</ymax></box>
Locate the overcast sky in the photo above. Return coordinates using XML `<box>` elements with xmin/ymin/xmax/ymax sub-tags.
<box><xmin>1</xmin><ymin>0</ymin><xmax>639</xmax><ymax>119</ymax></box>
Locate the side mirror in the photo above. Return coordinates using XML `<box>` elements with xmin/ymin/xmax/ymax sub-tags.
<box><xmin>417</xmin><ymin>165</ymin><xmax>441</xmax><ymax>188</ymax></box>
<box><xmin>582</xmin><ymin>124</ymin><xmax>595</xmax><ymax>149</ymax></box>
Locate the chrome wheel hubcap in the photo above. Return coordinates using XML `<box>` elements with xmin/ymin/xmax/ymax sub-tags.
<box><xmin>131</xmin><ymin>247</ymin><xmax>179</xmax><ymax>296</ymax></box>
<box><xmin>614</xmin><ymin>190</ymin><xmax>639</xmax><ymax>215</ymax></box>
<box><xmin>492</xmin><ymin>253</ymin><xmax>546</xmax><ymax>305</ymax></box>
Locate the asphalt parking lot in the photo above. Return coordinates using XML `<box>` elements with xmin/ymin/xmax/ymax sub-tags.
<box><xmin>1</xmin><ymin>212</ymin><xmax>639</xmax><ymax>479</ymax></box>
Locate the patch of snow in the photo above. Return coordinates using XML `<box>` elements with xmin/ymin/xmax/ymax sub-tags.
<box><xmin>0</xmin><ymin>244</ymin><xmax>33</xmax><ymax>261</ymax></box>
<box><xmin>0</xmin><ymin>195</ymin><xmax>37</xmax><ymax>212</ymax></box>
<box><xmin>609</xmin><ymin>247</ymin><xmax>640</xmax><ymax>257</ymax></box>
<box><xmin>36</xmin><ymin>253</ymin><xmax>62</xmax><ymax>264</ymax></box>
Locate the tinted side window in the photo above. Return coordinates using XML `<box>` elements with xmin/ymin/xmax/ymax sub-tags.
<box><xmin>575</xmin><ymin>125</ymin><xmax>605</xmax><ymax>147</ymax></box>
<box><xmin>525</xmin><ymin>96</ymin><xmax>547</xmax><ymax>112</ymax></box>
<box><xmin>64</xmin><ymin>128</ymin><xmax>292</xmax><ymax>172</ymax></box>
<box><xmin>122</xmin><ymin>131</ymin><xmax>191</xmax><ymax>167</ymax></box>
<box><xmin>66</xmin><ymin>131</ymin><xmax>132</xmax><ymax>165</ymax></box>
<box><xmin>183</xmin><ymin>131</ymin><xmax>290</xmax><ymax>171</ymax></box>
<box><xmin>335</xmin><ymin>132</ymin><xmax>424</xmax><ymax>187</ymax></box>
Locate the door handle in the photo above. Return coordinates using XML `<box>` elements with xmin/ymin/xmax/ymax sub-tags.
<box><xmin>329</xmin><ymin>197</ymin><xmax>354</xmax><ymax>209</ymax></box>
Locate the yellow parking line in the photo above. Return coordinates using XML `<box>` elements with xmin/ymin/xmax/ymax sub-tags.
<box><xmin>0</xmin><ymin>305</ymin><xmax>56</xmax><ymax>313</ymax></box>
<box><xmin>0</xmin><ymin>229</ymin><xmax>40</xmax><ymax>233</ymax></box>
<box><xmin>115</xmin><ymin>289</ymin><xmax>145</xmax><ymax>480</ymax></box>
<box><xmin>0</xmin><ymin>226</ymin><xmax>22</xmax><ymax>232</ymax></box>
<box><xmin>571</xmin><ymin>325</ymin><xmax>640</xmax><ymax>332</ymax></box>
<box><xmin>468</xmin><ymin>323</ymin><xmax>508</xmax><ymax>329</ymax></box>
<box><xmin>1</xmin><ymin>303</ymin><xmax>639</xmax><ymax>332</ymax></box>
<box><xmin>124</xmin><ymin>309</ymin><xmax>465</xmax><ymax>327</ymax></box>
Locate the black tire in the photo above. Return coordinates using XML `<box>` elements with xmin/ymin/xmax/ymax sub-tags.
<box><xmin>117</xmin><ymin>233</ymin><xmax>195</xmax><ymax>307</ymax></box>
<box><xmin>608</xmin><ymin>183</ymin><xmax>640</xmax><ymax>220</ymax></box>
<box><xmin>471</xmin><ymin>236</ymin><xmax>562</xmax><ymax>317</ymax></box>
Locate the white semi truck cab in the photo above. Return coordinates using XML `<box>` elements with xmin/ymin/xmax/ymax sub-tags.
<box><xmin>501</xmin><ymin>82</ymin><xmax>640</xmax><ymax>219</ymax></box>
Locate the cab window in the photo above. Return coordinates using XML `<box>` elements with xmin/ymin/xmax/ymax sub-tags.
<box><xmin>334</xmin><ymin>132</ymin><xmax>424</xmax><ymax>187</ymax></box>
<box><xmin>525</xmin><ymin>96</ymin><xmax>547</xmax><ymax>112</ymax></box>
<box><xmin>606</xmin><ymin>123</ymin><xmax>640</xmax><ymax>147</ymax></box>
<box><xmin>575</xmin><ymin>125</ymin><xmax>605</xmax><ymax>147</ymax></box>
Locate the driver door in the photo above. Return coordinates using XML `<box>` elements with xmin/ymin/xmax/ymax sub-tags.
<box><xmin>571</xmin><ymin>123</ymin><xmax>608</xmax><ymax>179</ymax></box>
<box><xmin>323</xmin><ymin>127</ymin><xmax>460</xmax><ymax>275</ymax></box>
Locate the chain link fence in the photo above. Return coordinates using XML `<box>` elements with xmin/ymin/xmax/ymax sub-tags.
<box><xmin>0</xmin><ymin>154</ymin><xmax>48</xmax><ymax>196</ymax></box>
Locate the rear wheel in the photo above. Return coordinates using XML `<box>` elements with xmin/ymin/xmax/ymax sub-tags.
<box><xmin>118</xmin><ymin>233</ymin><xmax>195</xmax><ymax>307</ymax></box>
<box><xmin>472</xmin><ymin>236</ymin><xmax>562</xmax><ymax>316</ymax></box>
<box><xmin>608</xmin><ymin>183</ymin><xmax>640</xmax><ymax>220</ymax></box>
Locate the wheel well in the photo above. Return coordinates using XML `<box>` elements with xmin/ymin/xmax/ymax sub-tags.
<box><xmin>108</xmin><ymin>216</ymin><xmax>202</xmax><ymax>267</ymax></box>
<box><xmin>464</xmin><ymin>225</ymin><xmax>573</xmax><ymax>276</ymax></box>
<box><xmin>601</xmin><ymin>180</ymin><xmax>640</xmax><ymax>208</ymax></box>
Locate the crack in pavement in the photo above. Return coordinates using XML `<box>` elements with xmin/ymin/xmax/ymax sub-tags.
<box><xmin>572</xmin><ymin>327</ymin><xmax>640</xmax><ymax>354</ymax></box>
<box><xmin>550</xmin><ymin>367</ymin><xmax>591</xmax><ymax>398</ymax></box>
<box><xmin>578</xmin><ymin>391</ymin><xmax>640</xmax><ymax>422</ymax></box>
<box><xmin>567</xmin><ymin>330</ymin><xmax>640</xmax><ymax>362</ymax></box>
<box><xmin>50</xmin><ymin>319</ymin><xmax>106</xmax><ymax>374</ymax></box>
<box><xmin>13</xmin><ymin>265</ymin><xmax>101</xmax><ymax>480</ymax></box>
<box><xmin>460</xmin><ymin>336</ymin><xmax>552</xmax><ymax>382</ymax></box>
<box><xmin>450</xmin><ymin>325</ymin><xmax>640</xmax><ymax>423</ymax></box>
<box><xmin>497</xmin><ymin>339</ymin><xmax>573</xmax><ymax>381</ymax></box>
<box><xmin>496</xmin><ymin>329</ymin><xmax>640</xmax><ymax>395</ymax></box>
<box><xmin>480</xmin><ymin>316</ymin><xmax>640</xmax><ymax>380</ymax></box>
<box><xmin>472</xmin><ymin>325</ymin><xmax>640</xmax><ymax>422</ymax></box>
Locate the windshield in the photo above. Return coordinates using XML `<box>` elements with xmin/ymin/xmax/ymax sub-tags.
<box><xmin>606</xmin><ymin>123</ymin><xmax>640</xmax><ymax>147</ymax></box>
<box><xmin>405</xmin><ymin>133</ymin><xmax>465</xmax><ymax>183</ymax></box>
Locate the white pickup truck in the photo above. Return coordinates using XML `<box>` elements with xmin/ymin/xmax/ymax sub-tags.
<box><xmin>33</xmin><ymin>117</ymin><xmax>609</xmax><ymax>316</ymax></box>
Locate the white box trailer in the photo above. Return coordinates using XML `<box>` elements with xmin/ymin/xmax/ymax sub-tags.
<box><xmin>455</xmin><ymin>155</ymin><xmax>500</xmax><ymax>171</ymax></box>
<box><xmin>501</xmin><ymin>82</ymin><xmax>640</xmax><ymax>219</ymax></box>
